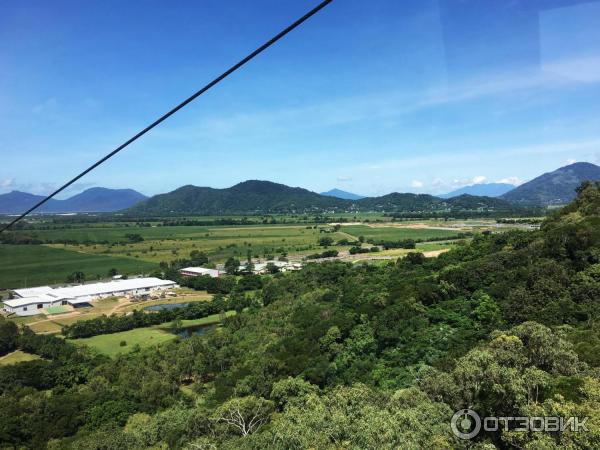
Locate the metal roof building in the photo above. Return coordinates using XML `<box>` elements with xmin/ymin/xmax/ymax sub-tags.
<box><xmin>179</xmin><ymin>267</ymin><xmax>222</xmax><ymax>278</ymax></box>
<box><xmin>3</xmin><ymin>277</ymin><xmax>178</xmax><ymax>316</ymax></box>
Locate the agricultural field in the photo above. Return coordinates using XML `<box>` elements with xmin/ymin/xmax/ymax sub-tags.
<box><xmin>0</xmin><ymin>219</ymin><xmax>484</xmax><ymax>291</ymax></box>
<box><xmin>0</xmin><ymin>244</ymin><xmax>156</xmax><ymax>289</ymax></box>
<box><xmin>341</xmin><ymin>224</ymin><xmax>463</xmax><ymax>241</ymax></box>
<box><xmin>43</xmin><ymin>224</ymin><xmax>352</xmax><ymax>263</ymax></box>
<box><xmin>0</xmin><ymin>350</ymin><xmax>41</xmax><ymax>366</ymax></box>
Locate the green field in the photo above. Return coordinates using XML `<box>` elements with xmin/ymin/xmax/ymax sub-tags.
<box><xmin>69</xmin><ymin>312</ymin><xmax>234</xmax><ymax>357</ymax></box>
<box><xmin>0</xmin><ymin>350</ymin><xmax>41</xmax><ymax>366</ymax></box>
<box><xmin>1</xmin><ymin>220</ymin><xmax>473</xmax><ymax>291</ymax></box>
<box><xmin>44</xmin><ymin>224</ymin><xmax>351</xmax><ymax>263</ymax></box>
<box><xmin>0</xmin><ymin>244</ymin><xmax>156</xmax><ymax>289</ymax></box>
<box><xmin>342</xmin><ymin>224</ymin><xmax>462</xmax><ymax>241</ymax></box>
<box><xmin>69</xmin><ymin>327</ymin><xmax>176</xmax><ymax>357</ymax></box>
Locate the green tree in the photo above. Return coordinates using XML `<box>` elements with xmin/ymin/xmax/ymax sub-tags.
<box><xmin>318</xmin><ymin>236</ymin><xmax>334</xmax><ymax>247</ymax></box>
<box><xmin>224</xmin><ymin>257</ymin><xmax>240</xmax><ymax>275</ymax></box>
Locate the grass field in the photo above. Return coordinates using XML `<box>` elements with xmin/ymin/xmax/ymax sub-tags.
<box><xmin>342</xmin><ymin>225</ymin><xmax>462</xmax><ymax>241</ymax></box>
<box><xmin>45</xmin><ymin>224</ymin><xmax>351</xmax><ymax>264</ymax></box>
<box><xmin>2</xmin><ymin>220</ymin><xmax>478</xmax><ymax>291</ymax></box>
<box><xmin>70</xmin><ymin>311</ymin><xmax>235</xmax><ymax>357</ymax></box>
<box><xmin>0</xmin><ymin>350</ymin><xmax>41</xmax><ymax>366</ymax></box>
<box><xmin>69</xmin><ymin>327</ymin><xmax>176</xmax><ymax>357</ymax></box>
<box><xmin>0</xmin><ymin>244</ymin><xmax>156</xmax><ymax>289</ymax></box>
<box><xmin>46</xmin><ymin>306</ymin><xmax>69</xmax><ymax>315</ymax></box>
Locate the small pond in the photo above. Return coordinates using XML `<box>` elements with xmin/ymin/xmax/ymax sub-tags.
<box><xmin>174</xmin><ymin>324</ymin><xmax>217</xmax><ymax>338</ymax></box>
<box><xmin>144</xmin><ymin>302</ymin><xmax>190</xmax><ymax>311</ymax></box>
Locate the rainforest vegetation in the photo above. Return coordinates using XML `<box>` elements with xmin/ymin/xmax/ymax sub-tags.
<box><xmin>2</xmin><ymin>182</ymin><xmax>600</xmax><ymax>449</ymax></box>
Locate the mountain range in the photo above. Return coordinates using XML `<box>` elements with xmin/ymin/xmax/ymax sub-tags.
<box><xmin>0</xmin><ymin>187</ymin><xmax>147</xmax><ymax>214</ymax></box>
<box><xmin>126</xmin><ymin>180</ymin><xmax>514</xmax><ymax>215</ymax></box>
<box><xmin>439</xmin><ymin>182</ymin><xmax>516</xmax><ymax>199</ymax></box>
<box><xmin>2</xmin><ymin>162</ymin><xmax>599</xmax><ymax>215</ymax></box>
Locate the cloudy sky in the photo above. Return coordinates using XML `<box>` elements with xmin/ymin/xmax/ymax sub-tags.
<box><xmin>1</xmin><ymin>0</ymin><xmax>600</xmax><ymax>197</ymax></box>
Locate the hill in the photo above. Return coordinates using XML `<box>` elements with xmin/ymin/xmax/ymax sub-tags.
<box><xmin>0</xmin><ymin>188</ymin><xmax>147</xmax><ymax>214</ymax></box>
<box><xmin>127</xmin><ymin>180</ymin><xmax>348</xmax><ymax>215</ymax></box>
<box><xmin>501</xmin><ymin>162</ymin><xmax>600</xmax><ymax>205</ymax></box>
<box><xmin>320</xmin><ymin>189</ymin><xmax>364</xmax><ymax>200</ymax></box>
<box><xmin>0</xmin><ymin>191</ymin><xmax>61</xmax><ymax>214</ymax></box>
<box><xmin>439</xmin><ymin>182</ymin><xmax>515</xmax><ymax>198</ymax></box>
<box><xmin>51</xmin><ymin>188</ymin><xmax>147</xmax><ymax>212</ymax></box>
<box><xmin>127</xmin><ymin>180</ymin><xmax>520</xmax><ymax>215</ymax></box>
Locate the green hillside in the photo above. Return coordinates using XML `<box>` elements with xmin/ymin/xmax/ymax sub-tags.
<box><xmin>502</xmin><ymin>162</ymin><xmax>600</xmax><ymax>205</ymax></box>
<box><xmin>126</xmin><ymin>180</ymin><xmax>521</xmax><ymax>215</ymax></box>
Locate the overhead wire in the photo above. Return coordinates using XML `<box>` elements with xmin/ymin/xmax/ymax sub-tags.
<box><xmin>0</xmin><ymin>0</ymin><xmax>334</xmax><ymax>233</ymax></box>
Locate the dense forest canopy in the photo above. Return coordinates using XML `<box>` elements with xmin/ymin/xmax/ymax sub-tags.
<box><xmin>2</xmin><ymin>182</ymin><xmax>600</xmax><ymax>449</ymax></box>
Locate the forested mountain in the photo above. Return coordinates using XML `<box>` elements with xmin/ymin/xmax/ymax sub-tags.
<box><xmin>439</xmin><ymin>182</ymin><xmax>515</xmax><ymax>198</ymax></box>
<box><xmin>501</xmin><ymin>162</ymin><xmax>600</xmax><ymax>205</ymax></box>
<box><xmin>126</xmin><ymin>180</ymin><xmax>519</xmax><ymax>215</ymax></box>
<box><xmin>127</xmin><ymin>181</ymin><xmax>349</xmax><ymax>215</ymax></box>
<box><xmin>320</xmin><ymin>188</ymin><xmax>365</xmax><ymax>200</ymax></box>
<box><xmin>0</xmin><ymin>188</ymin><xmax>147</xmax><ymax>214</ymax></box>
<box><xmin>3</xmin><ymin>182</ymin><xmax>600</xmax><ymax>448</ymax></box>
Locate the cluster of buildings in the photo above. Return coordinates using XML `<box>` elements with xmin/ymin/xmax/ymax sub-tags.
<box><xmin>3</xmin><ymin>260</ymin><xmax>305</xmax><ymax>317</ymax></box>
<box><xmin>179</xmin><ymin>260</ymin><xmax>303</xmax><ymax>278</ymax></box>
<box><xmin>3</xmin><ymin>277</ymin><xmax>178</xmax><ymax>316</ymax></box>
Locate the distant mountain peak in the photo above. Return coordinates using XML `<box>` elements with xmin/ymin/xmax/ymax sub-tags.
<box><xmin>320</xmin><ymin>189</ymin><xmax>365</xmax><ymax>200</ymax></box>
<box><xmin>0</xmin><ymin>187</ymin><xmax>147</xmax><ymax>214</ymax></box>
<box><xmin>439</xmin><ymin>182</ymin><xmax>515</xmax><ymax>199</ymax></box>
<box><xmin>501</xmin><ymin>162</ymin><xmax>600</xmax><ymax>205</ymax></box>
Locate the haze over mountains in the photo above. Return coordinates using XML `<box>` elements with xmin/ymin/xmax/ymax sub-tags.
<box><xmin>0</xmin><ymin>188</ymin><xmax>147</xmax><ymax>214</ymax></box>
<box><xmin>439</xmin><ymin>182</ymin><xmax>515</xmax><ymax>199</ymax></box>
<box><xmin>320</xmin><ymin>189</ymin><xmax>365</xmax><ymax>200</ymax></box>
<box><xmin>2</xmin><ymin>162</ymin><xmax>599</xmax><ymax>215</ymax></box>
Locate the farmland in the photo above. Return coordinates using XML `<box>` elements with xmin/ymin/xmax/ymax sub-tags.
<box><xmin>0</xmin><ymin>217</ymin><xmax>516</xmax><ymax>290</ymax></box>
<box><xmin>0</xmin><ymin>244</ymin><xmax>155</xmax><ymax>289</ymax></box>
<box><xmin>42</xmin><ymin>224</ymin><xmax>352</xmax><ymax>263</ymax></box>
<box><xmin>341</xmin><ymin>224</ymin><xmax>463</xmax><ymax>241</ymax></box>
<box><xmin>0</xmin><ymin>350</ymin><xmax>41</xmax><ymax>366</ymax></box>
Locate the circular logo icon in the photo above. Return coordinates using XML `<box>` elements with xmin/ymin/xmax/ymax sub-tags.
<box><xmin>451</xmin><ymin>409</ymin><xmax>481</xmax><ymax>440</ymax></box>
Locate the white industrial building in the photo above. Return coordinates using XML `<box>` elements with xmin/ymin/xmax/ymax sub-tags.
<box><xmin>3</xmin><ymin>277</ymin><xmax>178</xmax><ymax>316</ymax></box>
<box><xmin>179</xmin><ymin>267</ymin><xmax>223</xmax><ymax>278</ymax></box>
<box><xmin>253</xmin><ymin>261</ymin><xmax>303</xmax><ymax>274</ymax></box>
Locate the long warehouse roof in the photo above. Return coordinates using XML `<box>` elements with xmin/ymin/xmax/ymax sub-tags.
<box><xmin>12</xmin><ymin>277</ymin><xmax>176</xmax><ymax>301</ymax></box>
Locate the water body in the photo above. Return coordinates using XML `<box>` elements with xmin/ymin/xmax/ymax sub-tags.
<box><xmin>144</xmin><ymin>302</ymin><xmax>189</xmax><ymax>311</ymax></box>
<box><xmin>175</xmin><ymin>324</ymin><xmax>216</xmax><ymax>338</ymax></box>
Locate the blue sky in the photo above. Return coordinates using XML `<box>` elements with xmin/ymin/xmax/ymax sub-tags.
<box><xmin>1</xmin><ymin>0</ymin><xmax>600</xmax><ymax>198</ymax></box>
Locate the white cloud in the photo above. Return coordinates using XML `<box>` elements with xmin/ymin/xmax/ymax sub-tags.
<box><xmin>497</xmin><ymin>176</ymin><xmax>522</xmax><ymax>186</ymax></box>
<box><xmin>472</xmin><ymin>176</ymin><xmax>487</xmax><ymax>184</ymax></box>
<box><xmin>566</xmin><ymin>158</ymin><xmax>577</xmax><ymax>165</ymax></box>
<box><xmin>411</xmin><ymin>180</ymin><xmax>424</xmax><ymax>188</ymax></box>
<box><xmin>0</xmin><ymin>178</ymin><xmax>14</xmax><ymax>189</ymax></box>
<box><xmin>337</xmin><ymin>175</ymin><xmax>352</xmax><ymax>182</ymax></box>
